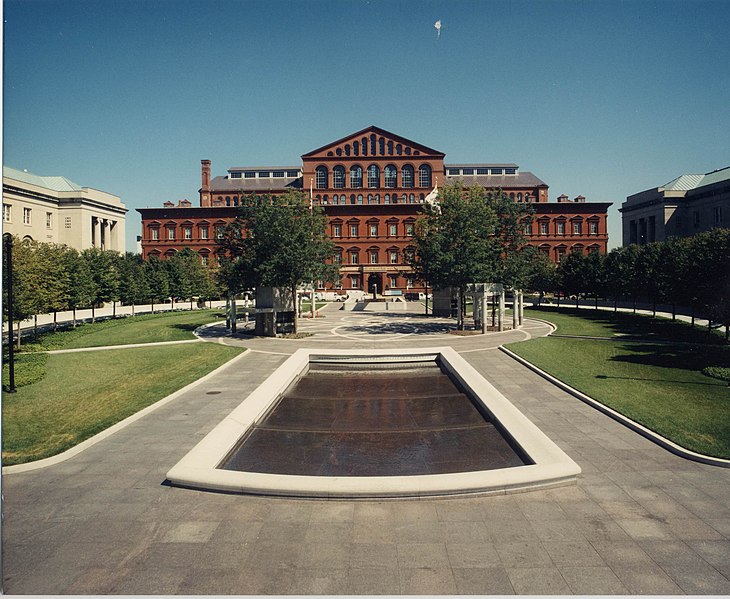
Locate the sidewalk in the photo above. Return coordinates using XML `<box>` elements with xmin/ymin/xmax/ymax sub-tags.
<box><xmin>3</xmin><ymin>312</ymin><xmax>729</xmax><ymax>594</ymax></box>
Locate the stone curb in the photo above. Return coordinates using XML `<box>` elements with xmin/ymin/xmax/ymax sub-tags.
<box><xmin>2</xmin><ymin>348</ymin><xmax>251</xmax><ymax>475</ymax></box>
<box><xmin>499</xmin><ymin>345</ymin><xmax>730</xmax><ymax>469</ymax></box>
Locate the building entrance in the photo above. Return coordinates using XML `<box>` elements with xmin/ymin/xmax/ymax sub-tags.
<box><xmin>368</xmin><ymin>273</ymin><xmax>382</xmax><ymax>296</ymax></box>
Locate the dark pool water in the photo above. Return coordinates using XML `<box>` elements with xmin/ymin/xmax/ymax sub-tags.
<box><xmin>221</xmin><ymin>363</ymin><xmax>527</xmax><ymax>476</ymax></box>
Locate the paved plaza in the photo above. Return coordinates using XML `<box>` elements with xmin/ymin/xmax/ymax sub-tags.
<box><xmin>3</xmin><ymin>305</ymin><xmax>730</xmax><ymax>594</ymax></box>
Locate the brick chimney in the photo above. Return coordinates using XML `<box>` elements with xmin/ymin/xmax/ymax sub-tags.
<box><xmin>200</xmin><ymin>159</ymin><xmax>211</xmax><ymax>207</ymax></box>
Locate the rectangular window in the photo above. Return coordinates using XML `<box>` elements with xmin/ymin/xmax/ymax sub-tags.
<box><xmin>151</xmin><ymin>227</ymin><xmax>159</xmax><ymax>240</ymax></box>
<box><xmin>46</xmin><ymin>212</ymin><xmax>53</xmax><ymax>228</ymax></box>
<box><xmin>257</xmin><ymin>171</ymin><xmax>270</xmax><ymax>178</ymax></box>
<box><xmin>389</xmin><ymin>275</ymin><xmax>398</xmax><ymax>288</ymax></box>
<box><xmin>540</xmin><ymin>222</ymin><xmax>548</xmax><ymax>235</ymax></box>
<box><xmin>23</xmin><ymin>207</ymin><xmax>31</xmax><ymax>225</ymax></box>
<box><xmin>406</xmin><ymin>223</ymin><xmax>415</xmax><ymax>236</ymax></box>
<box><xmin>370</xmin><ymin>252</ymin><xmax>378</xmax><ymax>264</ymax></box>
<box><xmin>334</xmin><ymin>251</ymin><xmax>342</xmax><ymax>264</ymax></box>
<box><xmin>573</xmin><ymin>222</ymin><xmax>582</xmax><ymax>235</ymax></box>
<box><xmin>200</xmin><ymin>255</ymin><xmax>208</xmax><ymax>266</ymax></box>
<box><xmin>184</xmin><ymin>227</ymin><xmax>192</xmax><ymax>240</ymax></box>
<box><xmin>557</xmin><ymin>222</ymin><xmax>565</xmax><ymax>235</ymax></box>
<box><xmin>349</xmin><ymin>224</ymin><xmax>358</xmax><ymax>237</ymax></box>
<box><xmin>200</xmin><ymin>226</ymin><xmax>209</xmax><ymax>239</ymax></box>
<box><xmin>286</xmin><ymin>170</ymin><xmax>299</xmax><ymax>177</ymax></box>
<box><xmin>3</xmin><ymin>204</ymin><xmax>11</xmax><ymax>222</ymax></box>
<box><xmin>462</xmin><ymin>168</ymin><xmax>474</xmax><ymax>175</ymax></box>
<box><xmin>476</xmin><ymin>168</ymin><xmax>489</xmax><ymax>175</ymax></box>
<box><xmin>369</xmin><ymin>224</ymin><xmax>378</xmax><ymax>237</ymax></box>
<box><xmin>389</xmin><ymin>223</ymin><xmax>397</xmax><ymax>237</ymax></box>
<box><xmin>447</xmin><ymin>168</ymin><xmax>460</xmax><ymax>175</ymax></box>
<box><xmin>589</xmin><ymin>221</ymin><xmax>598</xmax><ymax>235</ymax></box>
<box><xmin>713</xmin><ymin>206</ymin><xmax>722</xmax><ymax>225</ymax></box>
<box><xmin>524</xmin><ymin>223</ymin><xmax>532</xmax><ymax>236</ymax></box>
<box><xmin>389</xmin><ymin>251</ymin><xmax>398</xmax><ymax>264</ymax></box>
<box><xmin>556</xmin><ymin>248</ymin><xmax>566</xmax><ymax>262</ymax></box>
<box><xmin>167</xmin><ymin>227</ymin><xmax>175</xmax><ymax>240</ymax></box>
<box><xmin>273</xmin><ymin>171</ymin><xmax>285</xmax><ymax>178</ymax></box>
<box><xmin>65</xmin><ymin>216</ymin><xmax>72</xmax><ymax>229</ymax></box>
<box><xmin>333</xmin><ymin>224</ymin><xmax>342</xmax><ymax>238</ymax></box>
<box><xmin>350</xmin><ymin>252</ymin><xmax>358</xmax><ymax>265</ymax></box>
<box><xmin>244</xmin><ymin>171</ymin><xmax>255</xmax><ymax>178</ymax></box>
<box><xmin>351</xmin><ymin>275</ymin><xmax>359</xmax><ymax>289</ymax></box>
<box><xmin>491</xmin><ymin>168</ymin><xmax>503</xmax><ymax>175</ymax></box>
<box><xmin>504</xmin><ymin>168</ymin><xmax>516</xmax><ymax>175</ymax></box>
<box><xmin>230</xmin><ymin>171</ymin><xmax>242</xmax><ymax>179</ymax></box>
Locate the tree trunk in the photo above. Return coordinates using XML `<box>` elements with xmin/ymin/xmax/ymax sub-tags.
<box><xmin>575</xmin><ymin>295</ymin><xmax>579</xmax><ymax>309</ymax></box>
<box><xmin>595</xmin><ymin>295</ymin><xmax>599</xmax><ymax>309</ymax></box>
<box><xmin>708</xmin><ymin>319</ymin><xmax>712</xmax><ymax>332</ymax></box>
<box><xmin>151</xmin><ymin>299</ymin><xmax>155</xmax><ymax>313</ymax></box>
<box><xmin>16</xmin><ymin>321</ymin><xmax>21</xmax><ymax>349</ymax></box>
<box><xmin>190</xmin><ymin>297</ymin><xmax>194</xmax><ymax>310</ymax></box>
<box><xmin>132</xmin><ymin>302</ymin><xmax>135</xmax><ymax>316</ymax></box>
<box><xmin>53</xmin><ymin>311</ymin><xmax>58</xmax><ymax>331</ymax></box>
<box><xmin>613</xmin><ymin>296</ymin><xmax>617</xmax><ymax>312</ymax></box>
<box><xmin>633</xmin><ymin>297</ymin><xmax>637</xmax><ymax>314</ymax></box>
<box><xmin>91</xmin><ymin>304</ymin><xmax>96</xmax><ymax>323</ymax></box>
<box><xmin>672</xmin><ymin>303</ymin><xmax>676</xmax><ymax>320</ymax></box>
<box><xmin>652</xmin><ymin>301</ymin><xmax>656</xmax><ymax>318</ymax></box>
<box><xmin>73</xmin><ymin>307</ymin><xmax>77</xmax><ymax>328</ymax></box>
<box><xmin>34</xmin><ymin>314</ymin><xmax>38</xmax><ymax>339</ymax></box>
<box><xmin>557</xmin><ymin>292</ymin><xmax>561</xmax><ymax>307</ymax></box>
<box><xmin>691</xmin><ymin>306</ymin><xmax>695</xmax><ymax>327</ymax></box>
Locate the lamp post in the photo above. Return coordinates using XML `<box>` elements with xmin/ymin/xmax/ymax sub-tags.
<box><xmin>4</xmin><ymin>233</ymin><xmax>16</xmax><ymax>393</ymax></box>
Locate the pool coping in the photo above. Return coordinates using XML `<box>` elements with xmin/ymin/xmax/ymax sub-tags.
<box><xmin>165</xmin><ymin>346</ymin><xmax>582</xmax><ymax>498</ymax></box>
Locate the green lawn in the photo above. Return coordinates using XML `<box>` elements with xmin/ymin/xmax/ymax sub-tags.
<box><xmin>2</xmin><ymin>343</ymin><xmax>243</xmax><ymax>465</ymax></box>
<box><xmin>508</xmin><ymin>310</ymin><xmax>730</xmax><ymax>458</ymax></box>
<box><xmin>20</xmin><ymin>309</ymin><xmax>226</xmax><ymax>352</ymax></box>
<box><xmin>526</xmin><ymin>306</ymin><xmax>723</xmax><ymax>344</ymax></box>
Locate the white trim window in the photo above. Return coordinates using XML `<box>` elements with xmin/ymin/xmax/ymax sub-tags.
<box><xmin>3</xmin><ymin>204</ymin><xmax>11</xmax><ymax>223</ymax></box>
<box><xmin>184</xmin><ymin>227</ymin><xmax>192</xmax><ymax>240</ymax></box>
<box><xmin>23</xmin><ymin>207</ymin><xmax>31</xmax><ymax>225</ymax></box>
<box><xmin>200</xmin><ymin>226</ymin><xmax>209</xmax><ymax>239</ymax></box>
<box><xmin>151</xmin><ymin>227</ymin><xmax>159</xmax><ymax>240</ymax></box>
<box><xmin>46</xmin><ymin>212</ymin><xmax>53</xmax><ymax>229</ymax></box>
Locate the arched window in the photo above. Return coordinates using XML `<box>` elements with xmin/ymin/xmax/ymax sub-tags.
<box><xmin>517</xmin><ymin>193</ymin><xmax>523</xmax><ymax>201</ymax></box>
<box><xmin>316</xmin><ymin>166</ymin><xmax>328</xmax><ymax>189</ymax></box>
<box><xmin>379</xmin><ymin>137</ymin><xmax>385</xmax><ymax>155</ymax></box>
<box><xmin>374</xmin><ymin>194</ymin><xmax>380</xmax><ymax>204</ymax></box>
<box><xmin>384</xmin><ymin>164</ymin><xmax>397</xmax><ymax>188</ymax></box>
<box><xmin>362</xmin><ymin>137</ymin><xmax>368</xmax><ymax>155</ymax></box>
<box><xmin>418</xmin><ymin>164</ymin><xmax>432</xmax><ymax>187</ymax></box>
<box><xmin>333</xmin><ymin>166</ymin><xmax>345</xmax><ymax>189</ymax></box>
<box><xmin>509</xmin><ymin>193</ymin><xmax>515</xmax><ymax>200</ymax></box>
<box><xmin>409</xmin><ymin>193</ymin><xmax>415</xmax><ymax>203</ymax></box>
<box><xmin>405</xmin><ymin>147</ymin><xmax>411</xmax><ymax>156</ymax></box>
<box><xmin>225</xmin><ymin>196</ymin><xmax>231</xmax><ymax>206</ymax></box>
<box><xmin>387</xmin><ymin>140</ymin><xmax>394</xmax><ymax>155</ymax></box>
<box><xmin>345</xmin><ymin>144</ymin><xmax>351</xmax><ymax>156</ymax></box>
<box><xmin>323</xmin><ymin>194</ymin><xmax>329</xmax><ymax>204</ymax></box>
<box><xmin>350</xmin><ymin>194</ymin><xmax>356</xmax><ymax>204</ymax></box>
<box><xmin>357</xmin><ymin>194</ymin><xmax>364</xmax><ymax>204</ymax></box>
<box><xmin>384</xmin><ymin>194</ymin><xmax>390</xmax><ymax>204</ymax></box>
<box><xmin>419</xmin><ymin>193</ymin><xmax>425</xmax><ymax>202</ymax></box>
<box><xmin>396</xmin><ymin>144</ymin><xmax>402</xmax><ymax>156</ymax></box>
<box><xmin>370</xmin><ymin>134</ymin><xmax>377</xmax><ymax>155</ymax></box>
<box><xmin>367</xmin><ymin>194</ymin><xmax>373</xmax><ymax>204</ymax></box>
<box><xmin>367</xmin><ymin>165</ymin><xmax>380</xmax><ymax>188</ymax></box>
<box><xmin>350</xmin><ymin>165</ymin><xmax>362</xmax><ymax>188</ymax></box>
<box><xmin>401</xmin><ymin>165</ymin><xmax>414</xmax><ymax>187</ymax></box>
<box><xmin>353</xmin><ymin>141</ymin><xmax>359</xmax><ymax>156</ymax></box>
<box><xmin>333</xmin><ymin>194</ymin><xmax>339</xmax><ymax>205</ymax></box>
<box><xmin>336</xmin><ymin>148</ymin><xmax>342</xmax><ymax>156</ymax></box>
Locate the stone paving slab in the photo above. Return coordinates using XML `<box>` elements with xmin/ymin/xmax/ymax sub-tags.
<box><xmin>3</xmin><ymin>312</ymin><xmax>730</xmax><ymax>594</ymax></box>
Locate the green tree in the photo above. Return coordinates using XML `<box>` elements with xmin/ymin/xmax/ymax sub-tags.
<box><xmin>144</xmin><ymin>255</ymin><xmax>170</xmax><ymax>312</ymax></box>
<box><xmin>411</xmin><ymin>183</ymin><xmax>500</xmax><ymax>329</ymax></box>
<box><xmin>82</xmin><ymin>248</ymin><xmax>120</xmax><ymax>322</ymax></box>
<box><xmin>117</xmin><ymin>253</ymin><xmax>150</xmax><ymax>315</ymax></box>
<box><xmin>221</xmin><ymin>190</ymin><xmax>337</xmax><ymax>333</ymax></box>
<box><xmin>523</xmin><ymin>249</ymin><xmax>558</xmax><ymax>303</ymax></box>
<box><xmin>62</xmin><ymin>247</ymin><xmax>96</xmax><ymax>328</ymax></box>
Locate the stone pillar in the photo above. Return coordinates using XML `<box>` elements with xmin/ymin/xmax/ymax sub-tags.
<box><xmin>513</xmin><ymin>291</ymin><xmax>519</xmax><ymax>329</ymax></box>
<box><xmin>519</xmin><ymin>290</ymin><xmax>524</xmax><ymax>325</ymax></box>
<box><xmin>498</xmin><ymin>289</ymin><xmax>505</xmax><ymax>332</ymax></box>
<box><xmin>100</xmin><ymin>219</ymin><xmax>108</xmax><ymax>250</ymax></box>
<box><xmin>481</xmin><ymin>289</ymin><xmax>488</xmax><ymax>334</ymax></box>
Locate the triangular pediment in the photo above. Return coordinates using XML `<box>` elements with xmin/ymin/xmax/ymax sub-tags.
<box><xmin>302</xmin><ymin>126</ymin><xmax>445</xmax><ymax>160</ymax></box>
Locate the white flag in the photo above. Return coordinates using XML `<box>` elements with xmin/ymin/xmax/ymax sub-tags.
<box><xmin>434</xmin><ymin>20</ymin><xmax>441</xmax><ymax>39</ymax></box>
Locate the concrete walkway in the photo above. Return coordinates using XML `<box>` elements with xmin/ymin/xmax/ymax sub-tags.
<box><xmin>3</xmin><ymin>309</ymin><xmax>729</xmax><ymax>594</ymax></box>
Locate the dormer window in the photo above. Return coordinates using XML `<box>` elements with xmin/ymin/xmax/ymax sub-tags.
<box><xmin>230</xmin><ymin>171</ymin><xmax>242</xmax><ymax>179</ymax></box>
<box><xmin>244</xmin><ymin>171</ymin><xmax>255</xmax><ymax>178</ymax></box>
<box><xmin>258</xmin><ymin>171</ymin><xmax>270</xmax><ymax>178</ymax></box>
<box><xmin>273</xmin><ymin>171</ymin><xmax>285</xmax><ymax>178</ymax></box>
<box><xmin>286</xmin><ymin>170</ymin><xmax>299</xmax><ymax>177</ymax></box>
<box><xmin>491</xmin><ymin>168</ymin><xmax>503</xmax><ymax>175</ymax></box>
<box><xmin>462</xmin><ymin>168</ymin><xmax>474</xmax><ymax>175</ymax></box>
<box><xmin>504</xmin><ymin>168</ymin><xmax>517</xmax><ymax>175</ymax></box>
<box><xmin>476</xmin><ymin>168</ymin><xmax>489</xmax><ymax>175</ymax></box>
<box><xmin>448</xmin><ymin>168</ymin><xmax>460</xmax><ymax>175</ymax></box>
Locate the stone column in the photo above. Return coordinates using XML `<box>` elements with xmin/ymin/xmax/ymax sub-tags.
<box><xmin>101</xmin><ymin>219</ymin><xmax>108</xmax><ymax>250</ymax></box>
<box><xmin>481</xmin><ymin>289</ymin><xmax>488</xmax><ymax>334</ymax></box>
<box><xmin>498</xmin><ymin>289</ymin><xmax>505</xmax><ymax>332</ymax></box>
<box><xmin>519</xmin><ymin>290</ymin><xmax>524</xmax><ymax>325</ymax></box>
<box><xmin>513</xmin><ymin>291</ymin><xmax>519</xmax><ymax>329</ymax></box>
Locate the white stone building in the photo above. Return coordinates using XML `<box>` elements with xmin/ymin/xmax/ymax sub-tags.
<box><xmin>2</xmin><ymin>166</ymin><xmax>127</xmax><ymax>251</ymax></box>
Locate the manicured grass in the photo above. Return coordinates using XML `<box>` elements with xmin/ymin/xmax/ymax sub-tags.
<box><xmin>20</xmin><ymin>309</ymin><xmax>226</xmax><ymax>352</ymax></box>
<box><xmin>2</xmin><ymin>343</ymin><xmax>244</xmax><ymax>465</ymax></box>
<box><xmin>526</xmin><ymin>306</ymin><xmax>724</xmax><ymax>344</ymax></box>
<box><xmin>507</xmin><ymin>310</ymin><xmax>730</xmax><ymax>458</ymax></box>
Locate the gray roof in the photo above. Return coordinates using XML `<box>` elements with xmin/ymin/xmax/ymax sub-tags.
<box><xmin>3</xmin><ymin>166</ymin><xmax>83</xmax><ymax>192</ymax></box>
<box><xmin>444</xmin><ymin>171</ymin><xmax>547</xmax><ymax>188</ymax></box>
<box><xmin>227</xmin><ymin>166</ymin><xmax>300</xmax><ymax>172</ymax></box>
<box><xmin>445</xmin><ymin>163</ymin><xmax>519</xmax><ymax>169</ymax></box>
<box><xmin>210</xmin><ymin>175</ymin><xmax>303</xmax><ymax>192</ymax></box>
<box><xmin>660</xmin><ymin>166</ymin><xmax>730</xmax><ymax>192</ymax></box>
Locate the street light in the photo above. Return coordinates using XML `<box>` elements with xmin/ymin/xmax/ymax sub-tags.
<box><xmin>3</xmin><ymin>233</ymin><xmax>16</xmax><ymax>393</ymax></box>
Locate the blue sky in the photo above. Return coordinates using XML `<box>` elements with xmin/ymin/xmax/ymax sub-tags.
<box><xmin>4</xmin><ymin>0</ymin><xmax>730</xmax><ymax>252</ymax></box>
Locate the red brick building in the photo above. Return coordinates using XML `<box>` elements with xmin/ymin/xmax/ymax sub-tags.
<box><xmin>138</xmin><ymin>126</ymin><xmax>611</xmax><ymax>293</ymax></box>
